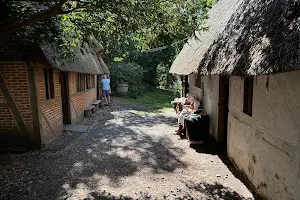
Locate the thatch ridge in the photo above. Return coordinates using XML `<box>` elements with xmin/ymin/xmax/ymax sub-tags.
<box><xmin>41</xmin><ymin>42</ymin><xmax>108</xmax><ymax>74</ymax></box>
<box><xmin>170</xmin><ymin>0</ymin><xmax>300</xmax><ymax>76</ymax></box>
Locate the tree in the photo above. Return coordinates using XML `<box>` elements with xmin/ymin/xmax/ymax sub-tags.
<box><xmin>0</xmin><ymin>0</ymin><xmax>214</xmax><ymax>52</ymax></box>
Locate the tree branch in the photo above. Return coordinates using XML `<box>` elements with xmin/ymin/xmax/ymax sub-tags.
<box><xmin>0</xmin><ymin>0</ymin><xmax>69</xmax><ymax>38</ymax></box>
<box><xmin>60</xmin><ymin>2</ymin><xmax>92</xmax><ymax>14</ymax></box>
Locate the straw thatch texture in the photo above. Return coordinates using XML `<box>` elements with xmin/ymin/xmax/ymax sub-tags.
<box><xmin>96</xmin><ymin>52</ymin><xmax>110</xmax><ymax>74</ymax></box>
<box><xmin>170</xmin><ymin>0</ymin><xmax>242</xmax><ymax>75</ymax></box>
<box><xmin>170</xmin><ymin>0</ymin><xmax>300</xmax><ymax>76</ymax></box>
<box><xmin>41</xmin><ymin>43</ymin><xmax>108</xmax><ymax>74</ymax></box>
<box><xmin>84</xmin><ymin>37</ymin><xmax>104</xmax><ymax>54</ymax></box>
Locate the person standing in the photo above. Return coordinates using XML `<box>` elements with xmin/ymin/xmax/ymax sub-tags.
<box><xmin>101</xmin><ymin>74</ymin><xmax>111</xmax><ymax>105</ymax></box>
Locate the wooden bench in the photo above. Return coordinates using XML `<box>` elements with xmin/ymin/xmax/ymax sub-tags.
<box><xmin>84</xmin><ymin>105</ymin><xmax>95</xmax><ymax>117</ymax></box>
<box><xmin>93</xmin><ymin>100</ymin><xmax>102</xmax><ymax>111</ymax></box>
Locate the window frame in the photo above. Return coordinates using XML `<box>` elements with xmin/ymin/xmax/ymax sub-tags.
<box><xmin>86</xmin><ymin>74</ymin><xmax>91</xmax><ymax>89</ymax></box>
<box><xmin>76</xmin><ymin>73</ymin><xmax>86</xmax><ymax>92</ymax></box>
<box><xmin>44</xmin><ymin>68</ymin><xmax>55</xmax><ymax>100</ymax></box>
<box><xmin>91</xmin><ymin>74</ymin><xmax>95</xmax><ymax>88</ymax></box>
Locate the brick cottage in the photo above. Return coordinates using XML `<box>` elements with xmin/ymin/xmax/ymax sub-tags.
<box><xmin>0</xmin><ymin>39</ymin><xmax>109</xmax><ymax>149</ymax></box>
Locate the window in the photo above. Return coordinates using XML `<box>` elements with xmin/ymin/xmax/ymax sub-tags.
<box><xmin>195</xmin><ymin>73</ymin><xmax>202</xmax><ymax>88</ymax></box>
<box><xmin>91</xmin><ymin>75</ymin><xmax>95</xmax><ymax>88</ymax></box>
<box><xmin>44</xmin><ymin>68</ymin><xmax>55</xmax><ymax>100</ymax></box>
<box><xmin>243</xmin><ymin>76</ymin><xmax>254</xmax><ymax>116</ymax></box>
<box><xmin>86</xmin><ymin>74</ymin><xmax>91</xmax><ymax>89</ymax></box>
<box><xmin>76</xmin><ymin>73</ymin><xmax>85</xmax><ymax>92</ymax></box>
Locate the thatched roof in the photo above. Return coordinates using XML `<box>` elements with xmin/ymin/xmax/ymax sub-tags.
<box><xmin>96</xmin><ymin>52</ymin><xmax>110</xmax><ymax>74</ymax></box>
<box><xmin>170</xmin><ymin>0</ymin><xmax>300</xmax><ymax>76</ymax></box>
<box><xmin>40</xmin><ymin>39</ymin><xmax>109</xmax><ymax>74</ymax></box>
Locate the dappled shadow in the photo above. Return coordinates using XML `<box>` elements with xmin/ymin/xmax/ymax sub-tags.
<box><xmin>199</xmin><ymin>0</ymin><xmax>300</xmax><ymax>75</ymax></box>
<box><xmin>58</xmin><ymin>181</ymin><xmax>256</xmax><ymax>200</ymax></box>
<box><xmin>189</xmin><ymin>138</ymin><xmax>224</xmax><ymax>155</ymax></box>
<box><xmin>106</xmin><ymin>111</ymin><xmax>177</xmax><ymax>127</ymax></box>
<box><xmin>89</xmin><ymin>191</ymin><xmax>134</xmax><ymax>200</ymax></box>
<box><xmin>185</xmin><ymin>181</ymin><xmax>254</xmax><ymax>200</ymax></box>
<box><xmin>189</xmin><ymin>140</ymin><xmax>261</xmax><ymax>200</ymax></box>
<box><xmin>0</xmin><ymin>100</ymin><xmax>187</xmax><ymax>200</ymax></box>
<box><xmin>0</xmin><ymin>99</ymin><xmax>258</xmax><ymax>200</ymax></box>
<box><xmin>61</xmin><ymin>125</ymin><xmax>186</xmax><ymax>186</ymax></box>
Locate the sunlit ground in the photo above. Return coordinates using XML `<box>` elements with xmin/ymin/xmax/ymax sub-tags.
<box><xmin>0</xmin><ymin>91</ymin><xmax>256</xmax><ymax>200</ymax></box>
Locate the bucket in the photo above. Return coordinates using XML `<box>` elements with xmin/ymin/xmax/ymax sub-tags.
<box><xmin>116</xmin><ymin>82</ymin><xmax>128</xmax><ymax>95</ymax></box>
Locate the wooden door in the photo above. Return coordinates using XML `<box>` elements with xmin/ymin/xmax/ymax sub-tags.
<box><xmin>97</xmin><ymin>74</ymin><xmax>101</xmax><ymax>100</ymax></box>
<box><xmin>60</xmin><ymin>72</ymin><xmax>71</xmax><ymax>124</ymax></box>
<box><xmin>218</xmin><ymin>76</ymin><xmax>229</xmax><ymax>144</ymax></box>
<box><xmin>181</xmin><ymin>75</ymin><xmax>189</xmax><ymax>97</ymax></box>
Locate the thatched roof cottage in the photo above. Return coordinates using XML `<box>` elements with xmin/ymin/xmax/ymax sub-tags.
<box><xmin>0</xmin><ymin>38</ymin><xmax>109</xmax><ymax>149</ymax></box>
<box><xmin>170</xmin><ymin>0</ymin><xmax>300</xmax><ymax>199</ymax></box>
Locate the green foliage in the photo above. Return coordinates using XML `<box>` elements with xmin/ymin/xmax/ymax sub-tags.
<box><xmin>119</xmin><ymin>42</ymin><xmax>181</xmax><ymax>92</ymax></box>
<box><xmin>0</xmin><ymin>0</ymin><xmax>215</xmax><ymax>59</ymax></box>
<box><xmin>121</xmin><ymin>89</ymin><xmax>176</xmax><ymax>113</ymax></box>
<box><xmin>109</xmin><ymin>62</ymin><xmax>143</xmax><ymax>98</ymax></box>
<box><xmin>1</xmin><ymin>0</ymin><xmax>215</xmax><ymax>94</ymax></box>
<box><xmin>157</xmin><ymin>63</ymin><xmax>177</xmax><ymax>89</ymax></box>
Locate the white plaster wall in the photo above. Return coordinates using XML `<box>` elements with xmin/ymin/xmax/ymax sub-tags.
<box><xmin>187</xmin><ymin>74</ymin><xmax>220</xmax><ymax>141</ymax></box>
<box><xmin>228</xmin><ymin>71</ymin><xmax>300</xmax><ymax>200</ymax></box>
<box><xmin>188</xmin><ymin>73</ymin><xmax>202</xmax><ymax>100</ymax></box>
<box><xmin>201</xmin><ymin>75</ymin><xmax>220</xmax><ymax>141</ymax></box>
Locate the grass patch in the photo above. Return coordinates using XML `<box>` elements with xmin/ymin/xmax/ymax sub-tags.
<box><xmin>121</xmin><ymin>89</ymin><xmax>175</xmax><ymax>113</ymax></box>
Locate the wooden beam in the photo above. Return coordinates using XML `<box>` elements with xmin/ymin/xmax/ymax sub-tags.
<box><xmin>70</xmin><ymin>100</ymin><xmax>79</xmax><ymax>120</ymax></box>
<box><xmin>27</xmin><ymin>63</ymin><xmax>42</xmax><ymax>146</ymax></box>
<box><xmin>0</xmin><ymin>74</ymin><xmax>27</xmax><ymax>135</ymax></box>
<box><xmin>40</xmin><ymin>110</ymin><xmax>55</xmax><ymax>134</ymax></box>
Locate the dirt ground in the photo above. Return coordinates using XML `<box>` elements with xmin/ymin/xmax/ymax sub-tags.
<box><xmin>0</xmin><ymin>98</ymin><xmax>257</xmax><ymax>200</ymax></box>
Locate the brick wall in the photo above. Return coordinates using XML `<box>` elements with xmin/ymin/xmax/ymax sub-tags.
<box><xmin>40</xmin><ymin>100</ymin><xmax>62</xmax><ymax>144</ymax></box>
<box><xmin>36</xmin><ymin>66</ymin><xmax>63</xmax><ymax>144</ymax></box>
<box><xmin>36</xmin><ymin>65</ymin><xmax>45</xmax><ymax>102</ymax></box>
<box><xmin>0</xmin><ymin>62</ymin><xmax>33</xmax><ymax>133</ymax></box>
<box><xmin>69</xmin><ymin>72</ymin><xmax>97</xmax><ymax>122</ymax></box>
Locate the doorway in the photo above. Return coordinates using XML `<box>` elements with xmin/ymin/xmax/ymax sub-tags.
<box><xmin>181</xmin><ymin>75</ymin><xmax>189</xmax><ymax>97</ymax></box>
<box><xmin>97</xmin><ymin>74</ymin><xmax>101</xmax><ymax>100</ymax></box>
<box><xmin>60</xmin><ymin>72</ymin><xmax>71</xmax><ymax>124</ymax></box>
<box><xmin>217</xmin><ymin>76</ymin><xmax>229</xmax><ymax>147</ymax></box>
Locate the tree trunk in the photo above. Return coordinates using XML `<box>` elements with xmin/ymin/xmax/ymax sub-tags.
<box><xmin>0</xmin><ymin>0</ymin><xmax>69</xmax><ymax>38</ymax></box>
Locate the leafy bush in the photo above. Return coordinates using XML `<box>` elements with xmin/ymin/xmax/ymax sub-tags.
<box><xmin>156</xmin><ymin>63</ymin><xmax>177</xmax><ymax>90</ymax></box>
<box><xmin>109</xmin><ymin>62</ymin><xmax>144</xmax><ymax>98</ymax></box>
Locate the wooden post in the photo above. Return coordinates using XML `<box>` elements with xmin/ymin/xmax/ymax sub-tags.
<box><xmin>184</xmin><ymin>75</ymin><xmax>189</xmax><ymax>97</ymax></box>
<box><xmin>27</xmin><ymin>61</ymin><xmax>42</xmax><ymax>147</ymax></box>
<box><xmin>181</xmin><ymin>76</ymin><xmax>184</xmax><ymax>97</ymax></box>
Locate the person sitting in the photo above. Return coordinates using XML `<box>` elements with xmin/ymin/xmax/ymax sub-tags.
<box><xmin>171</xmin><ymin>94</ymin><xmax>194</xmax><ymax>114</ymax></box>
<box><xmin>176</xmin><ymin>96</ymin><xmax>200</xmax><ymax>135</ymax></box>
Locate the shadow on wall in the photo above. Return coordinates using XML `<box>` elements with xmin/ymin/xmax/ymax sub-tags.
<box><xmin>199</xmin><ymin>0</ymin><xmax>300</xmax><ymax>75</ymax></box>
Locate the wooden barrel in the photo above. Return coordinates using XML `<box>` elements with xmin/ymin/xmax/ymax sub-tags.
<box><xmin>116</xmin><ymin>82</ymin><xmax>128</xmax><ymax>95</ymax></box>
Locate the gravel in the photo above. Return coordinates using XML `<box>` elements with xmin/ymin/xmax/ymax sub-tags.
<box><xmin>0</xmin><ymin>98</ymin><xmax>256</xmax><ymax>200</ymax></box>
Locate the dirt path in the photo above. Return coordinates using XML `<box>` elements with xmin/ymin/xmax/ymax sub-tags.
<box><xmin>0</xmin><ymin>98</ymin><xmax>256</xmax><ymax>200</ymax></box>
